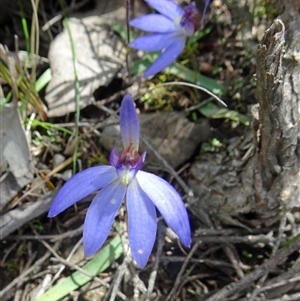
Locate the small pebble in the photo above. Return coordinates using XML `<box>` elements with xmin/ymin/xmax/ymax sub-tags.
<box><xmin>53</xmin><ymin>153</ymin><xmax>65</xmax><ymax>168</ymax></box>
<box><xmin>61</xmin><ymin>169</ymin><xmax>73</xmax><ymax>181</ymax></box>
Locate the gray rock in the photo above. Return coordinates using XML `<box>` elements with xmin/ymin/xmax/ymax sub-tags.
<box><xmin>100</xmin><ymin>112</ymin><xmax>211</xmax><ymax>169</ymax></box>
<box><xmin>52</xmin><ymin>153</ymin><xmax>66</xmax><ymax>168</ymax></box>
<box><xmin>45</xmin><ymin>15</ymin><xmax>126</xmax><ymax>117</ymax></box>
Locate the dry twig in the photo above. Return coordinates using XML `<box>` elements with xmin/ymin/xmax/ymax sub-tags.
<box><xmin>165</xmin><ymin>241</ymin><xmax>201</xmax><ymax>301</ymax></box>
<box><xmin>145</xmin><ymin>222</ymin><xmax>165</xmax><ymax>301</ymax></box>
<box><xmin>204</xmin><ymin>239</ymin><xmax>300</xmax><ymax>301</ymax></box>
<box><xmin>0</xmin><ymin>243</ymin><xmax>59</xmax><ymax>296</ymax></box>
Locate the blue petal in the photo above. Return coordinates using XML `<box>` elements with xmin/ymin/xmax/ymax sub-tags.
<box><xmin>120</xmin><ymin>94</ymin><xmax>140</xmax><ymax>151</ymax></box>
<box><xmin>130</xmin><ymin>14</ymin><xmax>177</xmax><ymax>33</ymax></box>
<box><xmin>126</xmin><ymin>178</ymin><xmax>157</xmax><ymax>268</ymax></box>
<box><xmin>145</xmin><ymin>0</ymin><xmax>184</xmax><ymax>20</ymax></box>
<box><xmin>83</xmin><ymin>180</ymin><xmax>126</xmax><ymax>256</ymax></box>
<box><xmin>144</xmin><ymin>37</ymin><xmax>186</xmax><ymax>77</ymax></box>
<box><xmin>129</xmin><ymin>32</ymin><xmax>181</xmax><ymax>52</ymax></box>
<box><xmin>48</xmin><ymin>166</ymin><xmax>117</xmax><ymax>217</ymax></box>
<box><xmin>136</xmin><ymin>171</ymin><xmax>191</xmax><ymax>247</ymax></box>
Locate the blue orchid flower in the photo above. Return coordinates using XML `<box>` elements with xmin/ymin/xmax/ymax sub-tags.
<box><xmin>129</xmin><ymin>0</ymin><xmax>205</xmax><ymax>78</ymax></box>
<box><xmin>48</xmin><ymin>94</ymin><xmax>191</xmax><ymax>268</ymax></box>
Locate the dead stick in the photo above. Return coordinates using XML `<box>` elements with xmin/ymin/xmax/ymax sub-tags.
<box><xmin>205</xmin><ymin>239</ymin><xmax>300</xmax><ymax>301</ymax></box>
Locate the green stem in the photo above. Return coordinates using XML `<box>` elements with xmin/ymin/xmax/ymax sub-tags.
<box><xmin>59</xmin><ymin>0</ymin><xmax>81</xmax><ymax>174</ymax></box>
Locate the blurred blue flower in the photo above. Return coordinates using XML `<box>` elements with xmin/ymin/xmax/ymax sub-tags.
<box><xmin>48</xmin><ymin>94</ymin><xmax>191</xmax><ymax>268</ymax></box>
<box><xmin>129</xmin><ymin>0</ymin><xmax>203</xmax><ymax>78</ymax></box>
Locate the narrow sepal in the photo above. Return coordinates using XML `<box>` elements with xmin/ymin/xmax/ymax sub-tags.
<box><xmin>120</xmin><ymin>94</ymin><xmax>140</xmax><ymax>151</ymax></box>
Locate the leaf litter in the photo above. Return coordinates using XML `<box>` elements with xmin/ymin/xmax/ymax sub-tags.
<box><xmin>0</xmin><ymin>0</ymin><xmax>299</xmax><ymax>301</ymax></box>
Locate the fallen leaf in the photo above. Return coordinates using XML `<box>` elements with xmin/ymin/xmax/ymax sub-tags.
<box><xmin>0</xmin><ymin>104</ymin><xmax>33</xmax><ymax>209</ymax></box>
<box><xmin>46</xmin><ymin>14</ymin><xmax>127</xmax><ymax>117</ymax></box>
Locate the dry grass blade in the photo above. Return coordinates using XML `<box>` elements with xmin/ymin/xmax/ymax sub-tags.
<box><xmin>0</xmin><ymin>44</ymin><xmax>47</xmax><ymax>119</ymax></box>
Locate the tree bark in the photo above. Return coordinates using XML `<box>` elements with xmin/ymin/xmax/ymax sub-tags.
<box><xmin>189</xmin><ymin>1</ymin><xmax>300</xmax><ymax>225</ymax></box>
<box><xmin>254</xmin><ymin>12</ymin><xmax>300</xmax><ymax>219</ymax></box>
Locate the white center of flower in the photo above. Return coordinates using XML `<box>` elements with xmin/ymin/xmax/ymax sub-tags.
<box><xmin>118</xmin><ymin>168</ymin><xmax>135</xmax><ymax>186</ymax></box>
<box><xmin>121</xmin><ymin>171</ymin><xmax>130</xmax><ymax>185</ymax></box>
<box><xmin>138</xmin><ymin>248</ymin><xmax>144</xmax><ymax>254</ymax></box>
<box><xmin>173</xmin><ymin>15</ymin><xmax>187</xmax><ymax>36</ymax></box>
<box><xmin>173</xmin><ymin>16</ymin><xmax>181</xmax><ymax>26</ymax></box>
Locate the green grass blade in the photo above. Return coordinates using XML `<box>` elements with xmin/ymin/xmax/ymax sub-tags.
<box><xmin>21</xmin><ymin>16</ymin><xmax>30</xmax><ymax>53</ymax></box>
<box><xmin>130</xmin><ymin>53</ymin><xmax>159</xmax><ymax>75</ymax></box>
<box><xmin>36</xmin><ymin>236</ymin><xmax>123</xmax><ymax>301</ymax></box>
<box><xmin>58</xmin><ymin>0</ymin><xmax>81</xmax><ymax>174</ymax></box>
<box><xmin>130</xmin><ymin>55</ymin><xmax>225</xmax><ymax>95</ymax></box>
<box><xmin>199</xmin><ymin>102</ymin><xmax>250</xmax><ymax>126</ymax></box>
<box><xmin>187</xmin><ymin>26</ymin><xmax>213</xmax><ymax>45</ymax></box>
<box><xmin>29</xmin><ymin>119</ymin><xmax>74</xmax><ymax>136</ymax></box>
<box><xmin>167</xmin><ymin>63</ymin><xmax>226</xmax><ymax>95</ymax></box>
<box><xmin>35</xmin><ymin>68</ymin><xmax>52</xmax><ymax>92</ymax></box>
<box><xmin>112</xmin><ymin>23</ymin><xmax>136</xmax><ymax>41</ymax></box>
<box><xmin>280</xmin><ymin>233</ymin><xmax>300</xmax><ymax>248</ymax></box>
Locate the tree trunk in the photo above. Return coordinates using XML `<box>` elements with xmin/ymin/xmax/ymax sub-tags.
<box><xmin>189</xmin><ymin>1</ymin><xmax>300</xmax><ymax>225</ymax></box>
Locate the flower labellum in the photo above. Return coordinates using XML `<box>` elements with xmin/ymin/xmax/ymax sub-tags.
<box><xmin>48</xmin><ymin>94</ymin><xmax>191</xmax><ymax>268</ymax></box>
<box><xmin>129</xmin><ymin>0</ymin><xmax>201</xmax><ymax>78</ymax></box>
